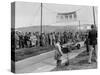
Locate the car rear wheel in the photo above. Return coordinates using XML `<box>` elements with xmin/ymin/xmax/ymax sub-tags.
<box><xmin>77</xmin><ymin>44</ymin><xmax>80</xmax><ymax>49</ymax></box>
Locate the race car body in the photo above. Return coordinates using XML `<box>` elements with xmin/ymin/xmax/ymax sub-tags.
<box><xmin>61</xmin><ymin>41</ymin><xmax>85</xmax><ymax>54</ymax></box>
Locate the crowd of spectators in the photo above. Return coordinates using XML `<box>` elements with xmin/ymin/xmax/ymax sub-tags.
<box><xmin>11</xmin><ymin>29</ymin><xmax>86</xmax><ymax>49</ymax></box>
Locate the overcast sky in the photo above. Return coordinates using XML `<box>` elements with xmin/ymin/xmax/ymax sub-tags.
<box><xmin>15</xmin><ymin>2</ymin><xmax>97</xmax><ymax>28</ymax></box>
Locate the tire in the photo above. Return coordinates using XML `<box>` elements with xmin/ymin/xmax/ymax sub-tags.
<box><xmin>77</xmin><ymin>44</ymin><xmax>80</xmax><ymax>49</ymax></box>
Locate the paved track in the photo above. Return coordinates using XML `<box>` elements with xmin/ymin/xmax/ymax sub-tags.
<box><xmin>15</xmin><ymin>48</ymin><xmax>86</xmax><ymax>73</ymax></box>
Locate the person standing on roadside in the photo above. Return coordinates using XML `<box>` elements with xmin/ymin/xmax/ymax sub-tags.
<box><xmin>88</xmin><ymin>25</ymin><xmax>97</xmax><ymax>64</ymax></box>
<box><xmin>54</xmin><ymin>40</ymin><xmax>63</xmax><ymax>67</ymax></box>
<box><xmin>84</xmin><ymin>32</ymin><xmax>89</xmax><ymax>54</ymax></box>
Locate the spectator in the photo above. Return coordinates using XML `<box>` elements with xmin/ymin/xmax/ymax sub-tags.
<box><xmin>54</xmin><ymin>40</ymin><xmax>63</xmax><ymax>67</ymax></box>
<box><xmin>30</xmin><ymin>33</ymin><xmax>37</xmax><ymax>47</ymax></box>
<box><xmin>88</xmin><ymin>25</ymin><xmax>97</xmax><ymax>64</ymax></box>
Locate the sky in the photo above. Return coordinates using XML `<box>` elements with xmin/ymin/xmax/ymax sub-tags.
<box><xmin>15</xmin><ymin>2</ymin><xmax>97</xmax><ymax>28</ymax></box>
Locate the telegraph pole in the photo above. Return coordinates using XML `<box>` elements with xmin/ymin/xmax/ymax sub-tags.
<box><xmin>79</xmin><ymin>20</ymin><xmax>80</xmax><ymax>31</ymax></box>
<box><xmin>93</xmin><ymin>6</ymin><xmax>96</xmax><ymax>25</ymax></box>
<box><xmin>40</xmin><ymin>3</ymin><xmax>43</xmax><ymax>34</ymax></box>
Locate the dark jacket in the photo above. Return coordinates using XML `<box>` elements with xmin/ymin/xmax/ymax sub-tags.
<box><xmin>88</xmin><ymin>29</ymin><xmax>97</xmax><ymax>45</ymax></box>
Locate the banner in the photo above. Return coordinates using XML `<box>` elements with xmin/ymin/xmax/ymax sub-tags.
<box><xmin>56</xmin><ymin>11</ymin><xmax>77</xmax><ymax>23</ymax></box>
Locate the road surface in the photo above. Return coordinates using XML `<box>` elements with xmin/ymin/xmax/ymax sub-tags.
<box><xmin>15</xmin><ymin>48</ymin><xmax>86</xmax><ymax>73</ymax></box>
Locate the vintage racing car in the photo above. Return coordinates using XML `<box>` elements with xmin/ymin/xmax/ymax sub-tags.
<box><xmin>61</xmin><ymin>41</ymin><xmax>85</xmax><ymax>54</ymax></box>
